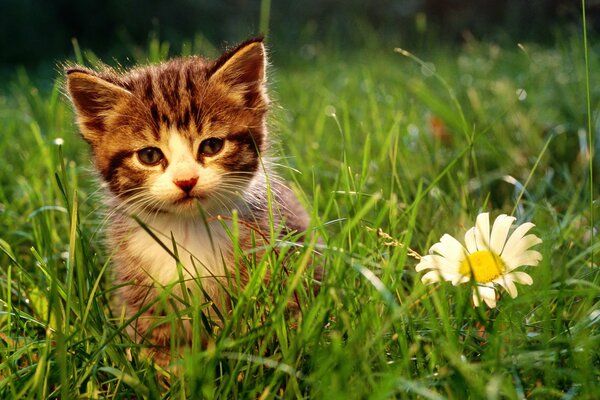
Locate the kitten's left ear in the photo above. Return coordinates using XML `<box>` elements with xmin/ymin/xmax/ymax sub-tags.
<box><xmin>210</xmin><ymin>38</ymin><xmax>267</xmax><ymax>88</ymax></box>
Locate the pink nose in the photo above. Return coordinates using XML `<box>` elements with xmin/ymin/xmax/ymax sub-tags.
<box><xmin>174</xmin><ymin>177</ymin><xmax>198</xmax><ymax>193</ymax></box>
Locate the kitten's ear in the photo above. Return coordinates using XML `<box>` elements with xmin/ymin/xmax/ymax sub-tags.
<box><xmin>66</xmin><ymin>69</ymin><xmax>132</xmax><ymax>139</ymax></box>
<box><xmin>67</xmin><ymin>69</ymin><xmax>132</xmax><ymax>115</ymax></box>
<box><xmin>210</xmin><ymin>38</ymin><xmax>267</xmax><ymax>88</ymax></box>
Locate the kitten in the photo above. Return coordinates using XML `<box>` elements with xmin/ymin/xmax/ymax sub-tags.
<box><xmin>66</xmin><ymin>38</ymin><xmax>314</xmax><ymax>366</ymax></box>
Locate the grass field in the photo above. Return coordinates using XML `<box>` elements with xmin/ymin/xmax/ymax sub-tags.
<box><xmin>0</xmin><ymin>31</ymin><xmax>598</xmax><ymax>398</ymax></box>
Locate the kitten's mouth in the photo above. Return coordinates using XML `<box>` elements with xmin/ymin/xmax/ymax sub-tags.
<box><xmin>173</xmin><ymin>194</ymin><xmax>207</xmax><ymax>207</ymax></box>
<box><xmin>169</xmin><ymin>194</ymin><xmax>222</xmax><ymax>216</ymax></box>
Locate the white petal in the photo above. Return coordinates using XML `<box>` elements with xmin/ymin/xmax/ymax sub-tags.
<box><xmin>501</xmin><ymin>234</ymin><xmax>542</xmax><ymax>264</ymax></box>
<box><xmin>421</xmin><ymin>270</ymin><xmax>442</xmax><ymax>284</ymax></box>
<box><xmin>452</xmin><ymin>274</ymin><xmax>470</xmax><ymax>286</ymax></box>
<box><xmin>502</xmin><ymin>222</ymin><xmax>535</xmax><ymax>256</ymax></box>
<box><xmin>478</xmin><ymin>286</ymin><xmax>497</xmax><ymax>308</ymax></box>
<box><xmin>464</xmin><ymin>227</ymin><xmax>478</xmax><ymax>253</ymax></box>
<box><xmin>473</xmin><ymin>285</ymin><xmax>497</xmax><ymax>308</ymax></box>
<box><xmin>495</xmin><ymin>275</ymin><xmax>518</xmax><ymax>298</ymax></box>
<box><xmin>509</xmin><ymin>271</ymin><xmax>533</xmax><ymax>285</ymax></box>
<box><xmin>429</xmin><ymin>234</ymin><xmax>466</xmax><ymax>262</ymax></box>
<box><xmin>427</xmin><ymin>254</ymin><xmax>461</xmax><ymax>273</ymax></box>
<box><xmin>474</xmin><ymin>212</ymin><xmax>491</xmax><ymax>250</ymax></box>
<box><xmin>489</xmin><ymin>214</ymin><xmax>516</xmax><ymax>254</ymax></box>
<box><xmin>428</xmin><ymin>269</ymin><xmax>461</xmax><ymax>283</ymax></box>
<box><xmin>415</xmin><ymin>255</ymin><xmax>435</xmax><ymax>272</ymax></box>
<box><xmin>416</xmin><ymin>254</ymin><xmax>451</xmax><ymax>272</ymax></box>
<box><xmin>483</xmin><ymin>295</ymin><xmax>497</xmax><ymax>308</ymax></box>
<box><xmin>443</xmin><ymin>271</ymin><xmax>464</xmax><ymax>282</ymax></box>
<box><xmin>504</xmin><ymin>250</ymin><xmax>543</xmax><ymax>271</ymax></box>
<box><xmin>417</xmin><ymin>256</ymin><xmax>461</xmax><ymax>282</ymax></box>
<box><xmin>472</xmin><ymin>289</ymin><xmax>480</xmax><ymax>307</ymax></box>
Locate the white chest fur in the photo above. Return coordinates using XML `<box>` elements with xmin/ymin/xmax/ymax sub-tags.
<box><xmin>124</xmin><ymin>214</ymin><xmax>231</xmax><ymax>288</ymax></box>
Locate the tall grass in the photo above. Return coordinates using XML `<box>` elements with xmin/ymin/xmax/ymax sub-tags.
<box><xmin>0</xmin><ymin>31</ymin><xmax>598</xmax><ymax>398</ymax></box>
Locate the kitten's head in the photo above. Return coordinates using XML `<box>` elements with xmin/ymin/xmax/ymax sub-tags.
<box><xmin>67</xmin><ymin>38</ymin><xmax>268</xmax><ymax>216</ymax></box>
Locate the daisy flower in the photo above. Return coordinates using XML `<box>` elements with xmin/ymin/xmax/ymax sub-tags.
<box><xmin>415</xmin><ymin>212</ymin><xmax>543</xmax><ymax>308</ymax></box>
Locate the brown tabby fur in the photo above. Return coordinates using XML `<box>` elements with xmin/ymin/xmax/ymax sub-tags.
<box><xmin>66</xmin><ymin>38</ymin><xmax>313</xmax><ymax>366</ymax></box>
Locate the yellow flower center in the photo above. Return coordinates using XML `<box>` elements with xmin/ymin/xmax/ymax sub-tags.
<box><xmin>459</xmin><ymin>250</ymin><xmax>505</xmax><ymax>283</ymax></box>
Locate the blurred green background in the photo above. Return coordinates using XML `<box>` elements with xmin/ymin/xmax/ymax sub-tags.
<box><xmin>0</xmin><ymin>2</ymin><xmax>598</xmax><ymax>398</ymax></box>
<box><xmin>0</xmin><ymin>0</ymin><xmax>594</xmax><ymax>72</ymax></box>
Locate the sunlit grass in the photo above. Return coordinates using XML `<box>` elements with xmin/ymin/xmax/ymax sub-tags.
<box><xmin>0</xmin><ymin>33</ymin><xmax>598</xmax><ymax>398</ymax></box>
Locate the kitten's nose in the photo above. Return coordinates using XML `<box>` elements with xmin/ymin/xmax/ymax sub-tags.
<box><xmin>174</xmin><ymin>177</ymin><xmax>198</xmax><ymax>194</ymax></box>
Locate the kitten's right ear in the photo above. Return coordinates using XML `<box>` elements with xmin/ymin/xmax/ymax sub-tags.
<box><xmin>66</xmin><ymin>69</ymin><xmax>132</xmax><ymax>137</ymax></box>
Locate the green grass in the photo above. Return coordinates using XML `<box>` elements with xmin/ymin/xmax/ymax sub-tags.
<box><xmin>0</xmin><ymin>33</ymin><xmax>598</xmax><ymax>398</ymax></box>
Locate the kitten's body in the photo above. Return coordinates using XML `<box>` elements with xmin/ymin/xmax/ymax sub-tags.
<box><xmin>67</xmin><ymin>39</ymin><xmax>312</xmax><ymax>365</ymax></box>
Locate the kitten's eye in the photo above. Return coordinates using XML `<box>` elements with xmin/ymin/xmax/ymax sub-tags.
<box><xmin>137</xmin><ymin>147</ymin><xmax>164</xmax><ymax>166</ymax></box>
<box><xmin>199</xmin><ymin>138</ymin><xmax>224</xmax><ymax>156</ymax></box>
